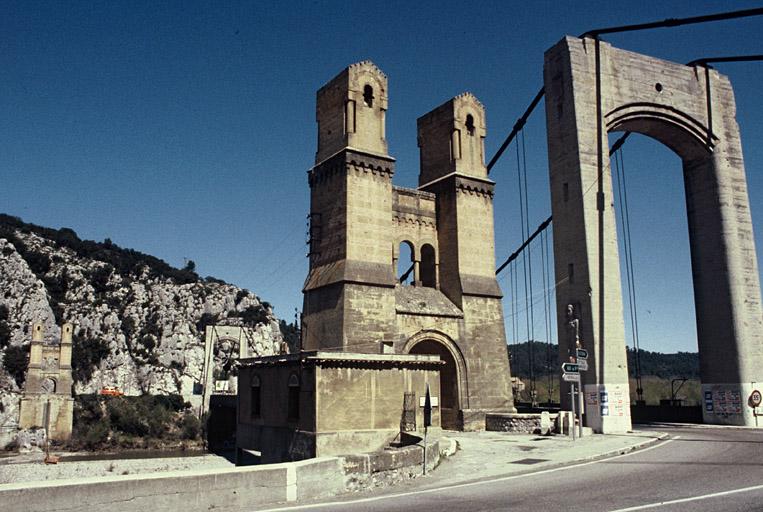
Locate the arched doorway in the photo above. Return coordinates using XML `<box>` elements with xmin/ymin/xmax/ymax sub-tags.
<box><xmin>406</xmin><ymin>335</ymin><xmax>463</xmax><ymax>430</ymax></box>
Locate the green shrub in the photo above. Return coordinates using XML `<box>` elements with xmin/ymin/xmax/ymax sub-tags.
<box><xmin>233</xmin><ymin>305</ymin><xmax>269</xmax><ymax>326</ymax></box>
<box><xmin>72</xmin><ymin>334</ymin><xmax>110</xmax><ymax>384</ymax></box>
<box><xmin>153</xmin><ymin>394</ymin><xmax>187</xmax><ymax>412</ymax></box>
<box><xmin>71</xmin><ymin>395</ymin><xmax>110</xmax><ymax>450</ymax></box>
<box><xmin>79</xmin><ymin>421</ymin><xmax>111</xmax><ymax>450</ymax></box>
<box><xmin>23</xmin><ymin>251</ymin><xmax>51</xmax><ymax>276</ymax></box>
<box><xmin>196</xmin><ymin>312</ymin><xmax>218</xmax><ymax>334</ymax></box>
<box><xmin>107</xmin><ymin>397</ymin><xmax>149</xmax><ymax>436</ymax></box>
<box><xmin>0</xmin><ymin>304</ymin><xmax>10</xmax><ymax>349</ymax></box>
<box><xmin>180</xmin><ymin>412</ymin><xmax>201</xmax><ymax>440</ymax></box>
<box><xmin>3</xmin><ymin>344</ymin><xmax>30</xmax><ymax>387</ymax></box>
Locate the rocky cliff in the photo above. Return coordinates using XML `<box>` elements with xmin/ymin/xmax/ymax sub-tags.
<box><xmin>0</xmin><ymin>214</ymin><xmax>287</xmax><ymax>428</ymax></box>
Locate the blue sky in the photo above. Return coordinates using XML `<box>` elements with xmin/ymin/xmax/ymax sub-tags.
<box><xmin>2</xmin><ymin>1</ymin><xmax>762</xmax><ymax>353</ymax></box>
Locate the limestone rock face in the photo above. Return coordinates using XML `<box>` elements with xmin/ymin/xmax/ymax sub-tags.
<box><xmin>0</xmin><ymin>224</ymin><xmax>286</xmax><ymax>416</ymax></box>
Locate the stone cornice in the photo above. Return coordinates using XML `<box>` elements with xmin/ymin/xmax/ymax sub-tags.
<box><xmin>455</xmin><ymin>175</ymin><xmax>495</xmax><ymax>199</ymax></box>
<box><xmin>392</xmin><ymin>214</ymin><xmax>436</xmax><ymax>229</ymax></box>
<box><xmin>420</xmin><ymin>172</ymin><xmax>495</xmax><ymax>199</ymax></box>
<box><xmin>309</xmin><ymin>149</ymin><xmax>395</xmax><ymax>187</ymax></box>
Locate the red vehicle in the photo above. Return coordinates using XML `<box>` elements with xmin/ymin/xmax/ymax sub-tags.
<box><xmin>99</xmin><ymin>386</ymin><xmax>124</xmax><ymax>396</ymax></box>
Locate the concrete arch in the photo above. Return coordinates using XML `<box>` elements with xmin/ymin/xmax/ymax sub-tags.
<box><xmin>605</xmin><ymin>103</ymin><xmax>715</xmax><ymax>159</ymax></box>
<box><xmin>544</xmin><ymin>36</ymin><xmax>763</xmax><ymax>430</ymax></box>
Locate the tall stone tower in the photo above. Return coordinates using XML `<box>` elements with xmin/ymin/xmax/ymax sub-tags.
<box><xmin>19</xmin><ymin>323</ymin><xmax>75</xmax><ymax>441</ymax></box>
<box><xmin>302</xmin><ymin>61</ymin><xmax>397</xmax><ymax>351</ymax></box>
<box><xmin>302</xmin><ymin>62</ymin><xmax>515</xmax><ymax>429</ymax></box>
<box><xmin>417</xmin><ymin>94</ymin><xmax>515</xmax><ymax>421</ymax></box>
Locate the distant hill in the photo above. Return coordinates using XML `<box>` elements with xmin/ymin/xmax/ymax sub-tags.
<box><xmin>0</xmin><ymin>213</ymin><xmax>290</xmax><ymax>430</ymax></box>
<box><xmin>508</xmin><ymin>340</ymin><xmax>699</xmax><ymax>380</ymax></box>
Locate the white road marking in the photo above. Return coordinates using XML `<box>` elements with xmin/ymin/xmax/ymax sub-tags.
<box><xmin>258</xmin><ymin>436</ymin><xmax>677</xmax><ymax>511</ymax></box>
<box><xmin>608</xmin><ymin>483</ymin><xmax>763</xmax><ymax>511</ymax></box>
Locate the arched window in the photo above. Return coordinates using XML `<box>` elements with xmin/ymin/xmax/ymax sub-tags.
<box><xmin>397</xmin><ymin>241</ymin><xmax>415</xmax><ymax>285</ymax></box>
<box><xmin>363</xmin><ymin>84</ymin><xmax>374</xmax><ymax>108</ymax></box>
<box><xmin>420</xmin><ymin>244</ymin><xmax>436</xmax><ymax>288</ymax></box>
<box><xmin>465</xmin><ymin>114</ymin><xmax>475</xmax><ymax>136</ymax></box>
<box><xmin>287</xmin><ymin>374</ymin><xmax>300</xmax><ymax>421</ymax></box>
<box><xmin>250</xmin><ymin>375</ymin><xmax>261</xmax><ymax>418</ymax></box>
<box><xmin>41</xmin><ymin>377</ymin><xmax>56</xmax><ymax>394</ymax></box>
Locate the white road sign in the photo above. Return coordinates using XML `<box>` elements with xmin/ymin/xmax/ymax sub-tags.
<box><xmin>562</xmin><ymin>372</ymin><xmax>581</xmax><ymax>383</ymax></box>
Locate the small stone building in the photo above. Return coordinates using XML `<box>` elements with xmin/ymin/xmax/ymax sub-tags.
<box><xmin>236</xmin><ymin>352</ymin><xmax>441</xmax><ymax>463</ymax></box>
<box><xmin>18</xmin><ymin>323</ymin><xmax>74</xmax><ymax>441</ymax></box>
<box><xmin>301</xmin><ymin>62</ymin><xmax>515</xmax><ymax>429</ymax></box>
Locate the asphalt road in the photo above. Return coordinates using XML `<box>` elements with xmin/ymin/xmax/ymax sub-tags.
<box><xmin>264</xmin><ymin>425</ymin><xmax>763</xmax><ymax>512</ymax></box>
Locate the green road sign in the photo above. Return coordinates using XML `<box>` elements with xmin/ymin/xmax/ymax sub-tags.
<box><xmin>562</xmin><ymin>363</ymin><xmax>579</xmax><ymax>373</ymax></box>
<box><xmin>577</xmin><ymin>348</ymin><xmax>588</xmax><ymax>359</ymax></box>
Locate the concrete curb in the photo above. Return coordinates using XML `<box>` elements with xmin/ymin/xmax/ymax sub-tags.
<box><xmin>639</xmin><ymin>421</ymin><xmax>763</xmax><ymax>431</ymax></box>
<box><xmin>415</xmin><ymin>431</ymin><xmax>671</xmax><ymax>489</ymax></box>
<box><xmin>499</xmin><ymin>431</ymin><xmax>670</xmax><ymax>477</ymax></box>
<box><xmin>570</xmin><ymin>432</ymin><xmax>670</xmax><ymax>463</ymax></box>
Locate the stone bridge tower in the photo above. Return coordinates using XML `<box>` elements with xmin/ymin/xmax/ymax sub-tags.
<box><xmin>302</xmin><ymin>61</ymin><xmax>397</xmax><ymax>352</ymax></box>
<box><xmin>302</xmin><ymin>62</ymin><xmax>514</xmax><ymax>430</ymax></box>
<box><xmin>19</xmin><ymin>323</ymin><xmax>74</xmax><ymax>441</ymax></box>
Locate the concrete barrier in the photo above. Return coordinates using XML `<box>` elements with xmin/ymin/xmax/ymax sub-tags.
<box><xmin>0</xmin><ymin>457</ymin><xmax>344</xmax><ymax>512</ymax></box>
<box><xmin>0</xmin><ymin>438</ymin><xmax>455</xmax><ymax>511</ymax></box>
<box><xmin>486</xmin><ymin>412</ymin><xmax>558</xmax><ymax>434</ymax></box>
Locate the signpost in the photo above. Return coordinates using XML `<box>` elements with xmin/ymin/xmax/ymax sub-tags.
<box><xmin>562</xmin><ymin>363</ymin><xmax>582</xmax><ymax>440</ymax></box>
<box><xmin>563</xmin><ymin>351</ymin><xmax>588</xmax><ymax>439</ymax></box>
<box><xmin>423</xmin><ymin>384</ymin><xmax>432</xmax><ymax>475</ymax></box>
<box><xmin>574</xmin><ymin>350</ymin><xmax>588</xmax><ymax>438</ymax></box>
<box><xmin>750</xmin><ymin>389</ymin><xmax>761</xmax><ymax>427</ymax></box>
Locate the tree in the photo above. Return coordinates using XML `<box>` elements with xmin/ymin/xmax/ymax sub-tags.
<box><xmin>72</xmin><ymin>334</ymin><xmax>111</xmax><ymax>384</ymax></box>
<box><xmin>0</xmin><ymin>304</ymin><xmax>11</xmax><ymax>349</ymax></box>
<box><xmin>3</xmin><ymin>344</ymin><xmax>30</xmax><ymax>387</ymax></box>
<box><xmin>184</xmin><ymin>260</ymin><xmax>196</xmax><ymax>272</ymax></box>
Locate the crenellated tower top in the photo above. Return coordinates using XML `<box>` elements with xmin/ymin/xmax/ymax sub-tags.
<box><xmin>315</xmin><ymin>60</ymin><xmax>389</xmax><ymax>164</ymax></box>
<box><xmin>417</xmin><ymin>92</ymin><xmax>488</xmax><ymax>187</ymax></box>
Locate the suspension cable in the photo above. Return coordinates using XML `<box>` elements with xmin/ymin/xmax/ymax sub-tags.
<box><xmin>612</xmin><ymin>144</ymin><xmax>644</xmax><ymax>403</ymax></box>
<box><xmin>545</xmin><ymin>227</ymin><xmax>556</xmax><ymax>403</ymax></box>
<box><xmin>581</xmin><ymin>7</ymin><xmax>763</xmax><ymax>38</ymax></box>
<box><xmin>540</xmin><ymin>228</ymin><xmax>552</xmax><ymax>404</ymax></box>
<box><xmin>619</xmin><ymin>147</ymin><xmax>645</xmax><ymax>403</ymax></box>
<box><xmin>515</xmin><ymin>135</ymin><xmax>534</xmax><ymax>401</ymax></box>
<box><xmin>486</xmin><ymin>8</ymin><xmax>763</xmax><ymax>175</ymax></box>
<box><xmin>687</xmin><ymin>54</ymin><xmax>763</xmax><ymax>66</ymax></box>
<box><xmin>521</xmin><ymin>131</ymin><xmax>538</xmax><ymax>404</ymax></box>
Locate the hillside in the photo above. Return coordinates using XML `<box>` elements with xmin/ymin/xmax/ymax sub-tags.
<box><xmin>0</xmin><ymin>214</ymin><xmax>289</xmax><ymax>429</ymax></box>
<box><xmin>508</xmin><ymin>340</ymin><xmax>699</xmax><ymax>379</ymax></box>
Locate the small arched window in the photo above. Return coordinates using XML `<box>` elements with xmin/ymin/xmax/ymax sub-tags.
<box><xmin>363</xmin><ymin>84</ymin><xmax>374</xmax><ymax>108</ymax></box>
<box><xmin>251</xmin><ymin>375</ymin><xmax>261</xmax><ymax>418</ymax></box>
<box><xmin>287</xmin><ymin>374</ymin><xmax>300</xmax><ymax>421</ymax></box>
<box><xmin>465</xmin><ymin>114</ymin><xmax>475</xmax><ymax>136</ymax></box>
<box><xmin>397</xmin><ymin>241</ymin><xmax>415</xmax><ymax>285</ymax></box>
<box><xmin>41</xmin><ymin>377</ymin><xmax>56</xmax><ymax>394</ymax></box>
<box><xmin>420</xmin><ymin>244</ymin><xmax>436</xmax><ymax>288</ymax></box>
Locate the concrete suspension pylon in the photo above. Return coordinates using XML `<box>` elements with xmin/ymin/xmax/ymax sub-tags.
<box><xmin>544</xmin><ymin>36</ymin><xmax>763</xmax><ymax>431</ymax></box>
